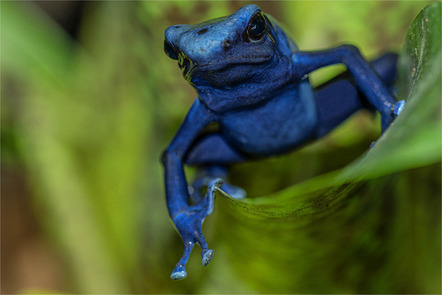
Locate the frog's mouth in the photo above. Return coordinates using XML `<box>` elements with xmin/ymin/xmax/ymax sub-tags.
<box><xmin>177</xmin><ymin>54</ymin><xmax>195</xmax><ymax>82</ymax></box>
<box><xmin>178</xmin><ymin>53</ymin><xmax>273</xmax><ymax>84</ymax></box>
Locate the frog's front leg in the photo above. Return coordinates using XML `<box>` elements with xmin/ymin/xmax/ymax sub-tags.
<box><xmin>169</xmin><ymin>178</ymin><xmax>222</xmax><ymax>280</ymax></box>
<box><xmin>162</xmin><ymin>99</ymin><xmax>217</xmax><ymax>280</ymax></box>
<box><xmin>292</xmin><ymin>45</ymin><xmax>406</xmax><ymax>131</ymax></box>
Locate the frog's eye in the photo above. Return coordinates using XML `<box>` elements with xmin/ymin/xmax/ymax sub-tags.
<box><xmin>246</xmin><ymin>12</ymin><xmax>267</xmax><ymax>42</ymax></box>
<box><xmin>164</xmin><ymin>40</ymin><xmax>178</xmax><ymax>60</ymax></box>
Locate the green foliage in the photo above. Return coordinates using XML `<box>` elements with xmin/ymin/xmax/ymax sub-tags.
<box><xmin>2</xmin><ymin>1</ymin><xmax>439</xmax><ymax>293</ymax></box>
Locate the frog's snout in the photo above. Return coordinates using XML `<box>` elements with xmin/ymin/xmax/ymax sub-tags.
<box><xmin>164</xmin><ymin>39</ymin><xmax>179</xmax><ymax>60</ymax></box>
<box><xmin>164</xmin><ymin>24</ymin><xmax>191</xmax><ymax>59</ymax></box>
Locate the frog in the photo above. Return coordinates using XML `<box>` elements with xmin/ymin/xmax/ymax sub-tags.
<box><xmin>162</xmin><ymin>4</ymin><xmax>405</xmax><ymax>280</ymax></box>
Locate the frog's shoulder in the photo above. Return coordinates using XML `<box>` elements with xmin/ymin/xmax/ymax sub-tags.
<box><xmin>265</xmin><ymin>14</ymin><xmax>298</xmax><ymax>55</ymax></box>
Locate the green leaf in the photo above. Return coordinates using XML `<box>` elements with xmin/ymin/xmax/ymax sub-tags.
<box><xmin>210</xmin><ymin>3</ymin><xmax>441</xmax><ymax>293</ymax></box>
<box><xmin>3</xmin><ymin>2</ymin><xmax>154</xmax><ymax>293</ymax></box>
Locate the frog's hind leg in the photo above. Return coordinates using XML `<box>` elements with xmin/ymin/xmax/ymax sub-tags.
<box><xmin>314</xmin><ymin>52</ymin><xmax>399</xmax><ymax>138</ymax></box>
<box><xmin>185</xmin><ymin>133</ymin><xmax>248</xmax><ymax>202</ymax></box>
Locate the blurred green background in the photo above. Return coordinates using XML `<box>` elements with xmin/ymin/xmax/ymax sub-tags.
<box><xmin>2</xmin><ymin>1</ymin><xmax>440</xmax><ymax>294</ymax></box>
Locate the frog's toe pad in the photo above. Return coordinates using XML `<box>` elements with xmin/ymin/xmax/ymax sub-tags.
<box><xmin>202</xmin><ymin>249</ymin><xmax>214</xmax><ymax>266</ymax></box>
<box><xmin>170</xmin><ymin>265</ymin><xmax>187</xmax><ymax>280</ymax></box>
<box><xmin>392</xmin><ymin>100</ymin><xmax>406</xmax><ymax>117</ymax></box>
<box><xmin>222</xmin><ymin>183</ymin><xmax>247</xmax><ymax>199</ymax></box>
<box><xmin>229</xmin><ymin>186</ymin><xmax>246</xmax><ymax>199</ymax></box>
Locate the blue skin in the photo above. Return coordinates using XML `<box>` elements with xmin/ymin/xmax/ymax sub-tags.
<box><xmin>162</xmin><ymin>4</ymin><xmax>405</xmax><ymax>280</ymax></box>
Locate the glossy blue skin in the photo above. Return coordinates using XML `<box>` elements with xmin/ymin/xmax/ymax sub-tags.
<box><xmin>162</xmin><ymin>4</ymin><xmax>405</xmax><ymax>280</ymax></box>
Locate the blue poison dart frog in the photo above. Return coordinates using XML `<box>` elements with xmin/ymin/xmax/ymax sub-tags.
<box><xmin>162</xmin><ymin>4</ymin><xmax>405</xmax><ymax>280</ymax></box>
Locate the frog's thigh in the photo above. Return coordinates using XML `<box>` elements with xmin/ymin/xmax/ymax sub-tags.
<box><xmin>314</xmin><ymin>79</ymin><xmax>364</xmax><ymax>138</ymax></box>
<box><xmin>185</xmin><ymin>133</ymin><xmax>247</xmax><ymax>166</ymax></box>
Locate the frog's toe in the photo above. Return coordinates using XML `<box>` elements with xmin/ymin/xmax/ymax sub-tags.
<box><xmin>201</xmin><ymin>249</ymin><xmax>214</xmax><ymax>266</ymax></box>
<box><xmin>392</xmin><ymin>100</ymin><xmax>406</xmax><ymax>117</ymax></box>
<box><xmin>381</xmin><ymin>100</ymin><xmax>406</xmax><ymax>132</ymax></box>
<box><xmin>222</xmin><ymin>183</ymin><xmax>246</xmax><ymax>199</ymax></box>
<box><xmin>203</xmin><ymin>178</ymin><xmax>223</xmax><ymax>216</ymax></box>
<box><xmin>170</xmin><ymin>264</ymin><xmax>187</xmax><ymax>280</ymax></box>
<box><xmin>193</xmin><ymin>223</ymin><xmax>215</xmax><ymax>266</ymax></box>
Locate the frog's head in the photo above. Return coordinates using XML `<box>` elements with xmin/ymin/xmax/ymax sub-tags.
<box><xmin>164</xmin><ymin>5</ymin><xmax>290</xmax><ymax>88</ymax></box>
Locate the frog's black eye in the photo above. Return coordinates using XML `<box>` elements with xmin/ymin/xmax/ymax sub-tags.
<box><xmin>164</xmin><ymin>40</ymin><xmax>178</xmax><ymax>60</ymax></box>
<box><xmin>246</xmin><ymin>12</ymin><xmax>267</xmax><ymax>42</ymax></box>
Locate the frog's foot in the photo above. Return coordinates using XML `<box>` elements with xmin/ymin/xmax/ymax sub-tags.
<box><xmin>219</xmin><ymin>182</ymin><xmax>246</xmax><ymax>199</ymax></box>
<box><xmin>171</xmin><ymin>238</ymin><xmax>215</xmax><ymax>280</ymax></box>
<box><xmin>191</xmin><ymin>166</ymin><xmax>246</xmax><ymax>202</ymax></box>
<box><xmin>190</xmin><ymin>177</ymin><xmax>246</xmax><ymax>201</ymax></box>
<box><xmin>170</xmin><ymin>179</ymin><xmax>222</xmax><ymax>280</ymax></box>
<box><xmin>203</xmin><ymin>178</ymin><xmax>223</xmax><ymax>216</ymax></box>
<box><xmin>381</xmin><ymin>100</ymin><xmax>406</xmax><ymax>132</ymax></box>
<box><xmin>392</xmin><ymin>100</ymin><xmax>406</xmax><ymax>117</ymax></box>
<box><xmin>202</xmin><ymin>249</ymin><xmax>214</xmax><ymax>266</ymax></box>
<box><xmin>171</xmin><ymin>263</ymin><xmax>188</xmax><ymax>280</ymax></box>
<box><xmin>170</xmin><ymin>220</ymin><xmax>214</xmax><ymax>280</ymax></box>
